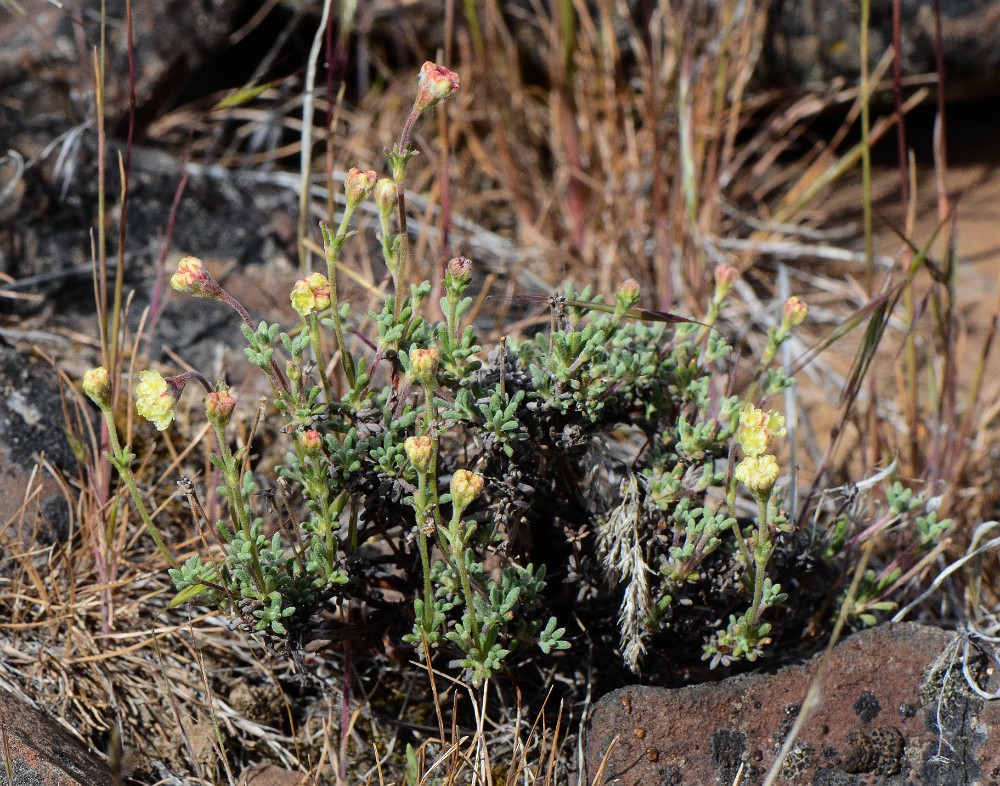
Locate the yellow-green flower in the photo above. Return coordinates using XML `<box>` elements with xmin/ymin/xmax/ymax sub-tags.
<box><xmin>404</xmin><ymin>435</ymin><xmax>433</xmax><ymax>474</ymax></box>
<box><xmin>407</xmin><ymin>347</ymin><xmax>440</xmax><ymax>387</ymax></box>
<box><xmin>782</xmin><ymin>297</ymin><xmax>808</xmax><ymax>329</ymax></box>
<box><xmin>136</xmin><ymin>370</ymin><xmax>177</xmax><ymax>431</ymax></box>
<box><xmin>82</xmin><ymin>366</ymin><xmax>112</xmax><ymax>409</ymax></box>
<box><xmin>735</xmin><ymin>455</ymin><xmax>780</xmax><ymax>498</ymax></box>
<box><xmin>736</xmin><ymin>404</ymin><xmax>786</xmax><ymax>457</ymax></box>
<box><xmin>451</xmin><ymin>469</ymin><xmax>485</xmax><ymax>512</ymax></box>
<box><xmin>304</xmin><ymin>272</ymin><xmax>330</xmax><ymax>311</ymax></box>
<box><xmin>290</xmin><ymin>279</ymin><xmax>316</xmax><ymax>317</ymax></box>
<box><xmin>169</xmin><ymin>256</ymin><xmax>223</xmax><ymax>300</ymax></box>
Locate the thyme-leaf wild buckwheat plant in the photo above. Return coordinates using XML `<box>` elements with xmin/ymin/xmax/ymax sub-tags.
<box><xmin>83</xmin><ymin>62</ymin><xmax>847</xmax><ymax>684</ymax></box>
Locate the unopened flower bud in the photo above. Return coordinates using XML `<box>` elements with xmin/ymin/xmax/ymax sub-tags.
<box><xmin>345</xmin><ymin>167</ymin><xmax>377</xmax><ymax>208</ymax></box>
<box><xmin>713</xmin><ymin>264</ymin><xmax>738</xmax><ymax>301</ymax></box>
<box><xmin>735</xmin><ymin>455</ymin><xmax>780</xmax><ymax>500</ymax></box>
<box><xmin>300</xmin><ymin>429</ymin><xmax>323</xmax><ymax>457</ymax></box>
<box><xmin>204</xmin><ymin>387</ymin><xmax>236</xmax><ymax>428</ymax></box>
<box><xmin>782</xmin><ymin>297</ymin><xmax>808</xmax><ymax>329</ymax></box>
<box><xmin>375</xmin><ymin>178</ymin><xmax>397</xmax><ymax>218</ymax></box>
<box><xmin>451</xmin><ymin>469</ymin><xmax>485</xmax><ymax>512</ymax></box>
<box><xmin>404</xmin><ymin>435</ymin><xmax>433</xmax><ymax>474</ymax></box>
<box><xmin>82</xmin><ymin>366</ymin><xmax>112</xmax><ymax>410</ymax></box>
<box><xmin>444</xmin><ymin>256</ymin><xmax>472</xmax><ymax>296</ymax></box>
<box><xmin>136</xmin><ymin>369</ymin><xmax>182</xmax><ymax>431</ymax></box>
<box><xmin>407</xmin><ymin>347</ymin><xmax>440</xmax><ymax>388</ymax></box>
<box><xmin>414</xmin><ymin>61</ymin><xmax>460</xmax><ymax>114</ymax></box>
<box><xmin>169</xmin><ymin>256</ymin><xmax>224</xmax><ymax>300</ymax></box>
<box><xmin>615</xmin><ymin>278</ymin><xmax>641</xmax><ymax>311</ymax></box>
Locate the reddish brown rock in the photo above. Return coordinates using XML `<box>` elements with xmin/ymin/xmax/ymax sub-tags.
<box><xmin>0</xmin><ymin>688</ymin><xmax>111</xmax><ymax>785</ymax></box>
<box><xmin>585</xmin><ymin>623</ymin><xmax>998</xmax><ymax>785</ymax></box>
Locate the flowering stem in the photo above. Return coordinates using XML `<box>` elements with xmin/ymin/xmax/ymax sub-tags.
<box><xmin>307</xmin><ymin>313</ymin><xmax>333</xmax><ymax>402</ymax></box>
<box><xmin>413</xmin><ymin>472</ymin><xmax>436</xmax><ymax>634</ymax></box>
<box><xmin>391</xmin><ymin>111</ymin><xmax>419</xmax><ymax>323</ymax></box>
<box><xmin>749</xmin><ymin>495</ymin><xmax>771</xmax><ymax>624</ymax></box>
<box><xmin>726</xmin><ymin>474</ymin><xmax>752</xmax><ymax>570</ymax></box>
<box><xmin>213</xmin><ymin>422</ymin><xmax>265</xmax><ymax>591</ymax></box>
<box><xmin>449</xmin><ymin>510</ymin><xmax>484</xmax><ymax>656</ymax></box>
<box><xmin>320</xmin><ymin>218</ymin><xmax>357</xmax><ymax>387</ymax></box>
<box><xmin>101</xmin><ymin>411</ymin><xmax>178</xmax><ymax>570</ymax></box>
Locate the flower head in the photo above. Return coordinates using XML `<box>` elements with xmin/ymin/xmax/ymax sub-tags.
<box><xmin>300</xmin><ymin>429</ymin><xmax>323</xmax><ymax>457</ymax></box>
<box><xmin>374</xmin><ymin>177</ymin><xmax>397</xmax><ymax>219</ymax></box>
<box><xmin>713</xmin><ymin>264</ymin><xmax>738</xmax><ymax>302</ymax></box>
<box><xmin>169</xmin><ymin>256</ymin><xmax>223</xmax><ymax>300</ymax></box>
<box><xmin>136</xmin><ymin>370</ymin><xmax>180</xmax><ymax>431</ymax></box>
<box><xmin>404</xmin><ymin>435</ymin><xmax>433</xmax><ymax>474</ymax></box>
<box><xmin>735</xmin><ymin>455</ymin><xmax>780</xmax><ymax>499</ymax></box>
<box><xmin>735</xmin><ymin>403</ymin><xmax>786</xmax><ymax>457</ymax></box>
<box><xmin>615</xmin><ymin>278</ymin><xmax>641</xmax><ymax>312</ymax></box>
<box><xmin>204</xmin><ymin>387</ymin><xmax>236</xmax><ymax>428</ymax></box>
<box><xmin>414</xmin><ymin>62</ymin><xmax>460</xmax><ymax>114</ymax></box>
<box><xmin>82</xmin><ymin>366</ymin><xmax>112</xmax><ymax>410</ymax></box>
<box><xmin>451</xmin><ymin>469</ymin><xmax>485</xmax><ymax>513</ymax></box>
<box><xmin>291</xmin><ymin>272</ymin><xmax>331</xmax><ymax>318</ymax></box>
<box><xmin>407</xmin><ymin>347</ymin><xmax>440</xmax><ymax>388</ymax></box>
<box><xmin>305</xmin><ymin>272</ymin><xmax>331</xmax><ymax>311</ymax></box>
<box><xmin>782</xmin><ymin>297</ymin><xmax>808</xmax><ymax>330</ymax></box>
<box><xmin>444</xmin><ymin>256</ymin><xmax>472</xmax><ymax>296</ymax></box>
<box><xmin>345</xmin><ymin>167</ymin><xmax>378</xmax><ymax>208</ymax></box>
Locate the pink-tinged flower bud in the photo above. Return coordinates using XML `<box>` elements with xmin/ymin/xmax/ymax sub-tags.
<box><xmin>345</xmin><ymin>167</ymin><xmax>377</xmax><ymax>208</ymax></box>
<box><xmin>735</xmin><ymin>455</ymin><xmax>780</xmax><ymax>500</ymax></box>
<box><xmin>407</xmin><ymin>347</ymin><xmax>440</xmax><ymax>387</ymax></box>
<box><xmin>374</xmin><ymin>178</ymin><xmax>397</xmax><ymax>218</ymax></box>
<box><xmin>414</xmin><ymin>61</ymin><xmax>460</xmax><ymax>114</ymax></box>
<box><xmin>782</xmin><ymin>297</ymin><xmax>808</xmax><ymax>329</ymax></box>
<box><xmin>713</xmin><ymin>264</ymin><xmax>738</xmax><ymax>301</ymax></box>
<box><xmin>451</xmin><ymin>469</ymin><xmax>485</xmax><ymax>512</ymax></box>
<box><xmin>304</xmin><ymin>272</ymin><xmax>331</xmax><ymax>311</ymax></box>
<box><xmin>204</xmin><ymin>387</ymin><xmax>236</xmax><ymax>428</ymax></box>
<box><xmin>136</xmin><ymin>369</ymin><xmax>180</xmax><ymax>431</ymax></box>
<box><xmin>404</xmin><ymin>435</ymin><xmax>433</xmax><ymax>474</ymax></box>
<box><xmin>615</xmin><ymin>278</ymin><xmax>641</xmax><ymax>311</ymax></box>
<box><xmin>444</xmin><ymin>256</ymin><xmax>472</xmax><ymax>296</ymax></box>
<box><xmin>82</xmin><ymin>366</ymin><xmax>112</xmax><ymax>410</ymax></box>
<box><xmin>300</xmin><ymin>429</ymin><xmax>323</xmax><ymax>457</ymax></box>
<box><xmin>169</xmin><ymin>256</ymin><xmax>224</xmax><ymax>300</ymax></box>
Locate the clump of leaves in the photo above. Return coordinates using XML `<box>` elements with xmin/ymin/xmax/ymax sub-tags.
<box><xmin>82</xmin><ymin>62</ymin><xmax>951</xmax><ymax>685</ymax></box>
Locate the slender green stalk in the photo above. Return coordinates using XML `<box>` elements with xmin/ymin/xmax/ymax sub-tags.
<box><xmin>101</xmin><ymin>412</ymin><xmax>178</xmax><ymax>570</ymax></box>
<box><xmin>213</xmin><ymin>423</ymin><xmax>265</xmax><ymax>591</ymax></box>
<box><xmin>320</xmin><ymin>221</ymin><xmax>357</xmax><ymax>387</ymax></box>
<box><xmin>750</xmin><ymin>496</ymin><xmax>771</xmax><ymax>622</ymax></box>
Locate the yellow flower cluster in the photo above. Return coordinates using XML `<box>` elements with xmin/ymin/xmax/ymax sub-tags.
<box><xmin>451</xmin><ymin>468</ymin><xmax>485</xmax><ymax>511</ymax></box>
<box><xmin>735</xmin><ymin>404</ymin><xmax>785</xmax><ymax>457</ymax></box>
<box><xmin>734</xmin><ymin>403</ymin><xmax>786</xmax><ymax>498</ymax></box>
<box><xmin>135</xmin><ymin>370</ymin><xmax>176</xmax><ymax>431</ymax></box>
<box><xmin>290</xmin><ymin>272</ymin><xmax>331</xmax><ymax>318</ymax></box>
<box><xmin>735</xmin><ymin>455</ymin><xmax>780</xmax><ymax>497</ymax></box>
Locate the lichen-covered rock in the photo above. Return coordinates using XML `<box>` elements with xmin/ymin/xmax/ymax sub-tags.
<box><xmin>585</xmin><ymin>622</ymin><xmax>999</xmax><ymax>785</ymax></box>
